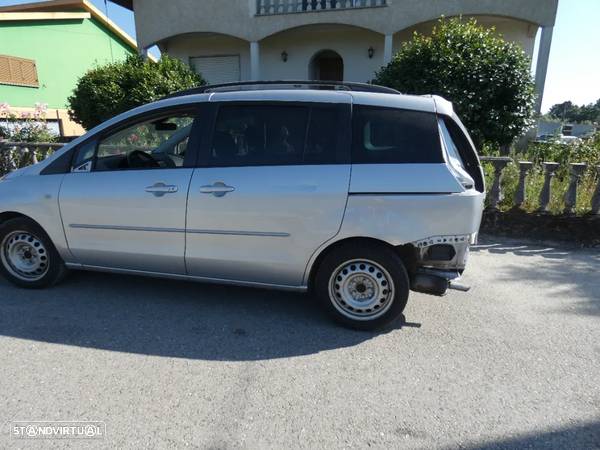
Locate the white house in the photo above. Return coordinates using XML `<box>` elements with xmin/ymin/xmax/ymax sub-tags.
<box><xmin>112</xmin><ymin>0</ymin><xmax>559</xmax><ymax>112</ymax></box>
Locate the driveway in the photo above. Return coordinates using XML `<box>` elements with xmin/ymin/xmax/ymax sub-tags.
<box><xmin>0</xmin><ymin>236</ymin><xmax>598</xmax><ymax>449</ymax></box>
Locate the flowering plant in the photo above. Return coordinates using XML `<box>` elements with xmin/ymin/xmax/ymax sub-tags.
<box><xmin>0</xmin><ymin>102</ymin><xmax>57</xmax><ymax>143</ymax></box>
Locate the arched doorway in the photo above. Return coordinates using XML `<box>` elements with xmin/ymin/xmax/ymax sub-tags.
<box><xmin>309</xmin><ymin>50</ymin><xmax>343</xmax><ymax>81</ymax></box>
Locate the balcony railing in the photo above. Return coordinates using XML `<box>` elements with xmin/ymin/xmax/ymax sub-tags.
<box><xmin>256</xmin><ymin>0</ymin><xmax>388</xmax><ymax>16</ymax></box>
<box><xmin>0</xmin><ymin>141</ymin><xmax>65</xmax><ymax>176</ymax></box>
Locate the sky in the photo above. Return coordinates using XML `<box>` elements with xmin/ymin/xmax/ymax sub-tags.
<box><xmin>536</xmin><ymin>0</ymin><xmax>600</xmax><ymax>111</ymax></box>
<box><xmin>1</xmin><ymin>0</ymin><xmax>599</xmax><ymax>112</ymax></box>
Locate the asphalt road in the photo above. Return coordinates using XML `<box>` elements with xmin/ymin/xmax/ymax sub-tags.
<box><xmin>0</xmin><ymin>236</ymin><xmax>598</xmax><ymax>449</ymax></box>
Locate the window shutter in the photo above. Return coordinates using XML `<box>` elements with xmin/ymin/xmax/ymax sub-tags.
<box><xmin>190</xmin><ymin>55</ymin><xmax>240</xmax><ymax>85</ymax></box>
<box><xmin>0</xmin><ymin>56</ymin><xmax>11</xmax><ymax>82</ymax></box>
<box><xmin>0</xmin><ymin>54</ymin><xmax>39</xmax><ymax>87</ymax></box>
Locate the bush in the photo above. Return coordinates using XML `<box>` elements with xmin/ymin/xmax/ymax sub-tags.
<box><xmin>68</xmin><ymin>55</ymin><xmax>205</xmax><ymax>130</ymax></box>
<box><xmin>0</xmin><ymin>103</ymin><xmax>57</xmax><ymax>143</ymax></box>
<box><xmin>373</xmin><ymin>17</ymin><xmax>536</xmax><ymax>148</ymax></box>
<box><xmin>526</xmin><ymin>137</ymin><xmax>600</xmax><ymax>167</ymax></box>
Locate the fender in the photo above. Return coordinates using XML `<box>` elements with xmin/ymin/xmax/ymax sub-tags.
<box><xmin>0</xmin><ymin>173</ymin><xmax>74</xmax><ymax>262</ymax></box>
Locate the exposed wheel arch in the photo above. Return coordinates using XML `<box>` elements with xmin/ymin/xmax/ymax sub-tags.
<box><xmin>0</xmin><ymin>212</ymin><xmax>57</xmax><ymax>245</ymax></box>
<box><xmin>0</xmin><ymin>211</ymin><xmax>36</xmax><ymax>226</ymax></box>
<box><xmin>306</xmin><ymin>236</ymin><xmax>418</xmax><ymax>291</ymax></box>
<box><xmin>0</xmin><ymin>212</ymin><xmax>58</xmax><ymax>246</ymax></box>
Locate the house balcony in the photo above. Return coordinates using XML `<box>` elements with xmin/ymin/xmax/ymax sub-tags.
<box><xmin>256</xmin><ymin>0</ymin><xmax>387</xmax><ymax>16</ymax></box>
<box><xmin>128</xmin><ymin>0</ymin><xmax>558</xmax><ymax>52</ymax></box>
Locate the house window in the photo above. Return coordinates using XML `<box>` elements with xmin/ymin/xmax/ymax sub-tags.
<box><xmin>0</xmin><ymin>54</ymin><xmax>39</xmax><ymax>88</ymax></box>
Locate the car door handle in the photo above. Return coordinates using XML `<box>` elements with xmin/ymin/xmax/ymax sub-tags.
<box><xmin>145</xmin><ymin>182</ymin><xmax>178</xmax><ymax>197</ymax></box>
<box><xmin>199</xmin><ymin>182</ymin><xmax>235</xmax><ymax>197</ymax></box>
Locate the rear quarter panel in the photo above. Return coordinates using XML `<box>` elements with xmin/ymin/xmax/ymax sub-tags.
<box><xmin>338</xmin><ymin>190</ymin><xmax>485</xmax><ymax>246</ymax></box>
<box><xmin>302</xmin><ymin>189</ymin><xmax>485</xmax><ymax>284</ymax></box>
<box><xmin>349</xmin><ymin>164</ymin><xmax>463</xmax><ymax>193</ymax></box>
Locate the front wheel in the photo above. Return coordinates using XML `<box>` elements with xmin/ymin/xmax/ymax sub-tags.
<box><xmin>0</xmin><ymin>217</ymin><xmax>67</xmax><ymax>288</ymax></box>
<box><xmin>314</xmin><ymin>242</ymin><xmax>409</xmax><ymax>330</ymax></box>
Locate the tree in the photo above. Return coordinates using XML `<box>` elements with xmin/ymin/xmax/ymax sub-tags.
<box><xmin>548</xmin><ymin>99</ymin><xmax>600</xmax><ymax>123</ymax></box>
<box><xmin>372</xmin><ymin>17</ymin><xmax>536</xmax><ymax>148</ymax></box>
<box><xmin>548</xmin><ymin>101</ymin><xmax>575</xmax><ymax>121</ymax></box>
<box><xmin>68</xmin><ymin>55</ymin><xmax>205</xmax><ymax>130</ymax></box>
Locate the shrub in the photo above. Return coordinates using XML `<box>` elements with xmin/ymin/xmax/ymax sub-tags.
<box><xmin>0</xmin><ymin>103</ymin><xmax>57</xmax><ymax>143</ymax></box>
<box><xmin>373</xmin><ymin>17</ymin><xmax>536</xmax><ymax>148</ymax></box>
<box><xmin>68</xmin><ymin>55</ymin><xmax>205</xmax><ymax>130</ymax></box>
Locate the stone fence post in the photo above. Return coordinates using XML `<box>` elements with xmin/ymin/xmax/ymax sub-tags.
<box><xmin>482</xmin><ymin>156</ymin><xmax>512</xmax><ymax>210</ymax></box>
<box><xmin>538</xmin><ymin>162</ymin><xmax>560</xmax><ymax>214</ymax></box>
<box><xmin>563</xmin><ymin>163</ymin><xmax>587</xmax><ymax>215</ymax></box>
<box><xmin>514</xmin><ymin>161</ymin><xmax>533</xmax><ymax>209</ymax></box>
<box><xmin>591</xmin><ymin>166</ymin><xmax>600</xmax><ymax>215</ymax></box>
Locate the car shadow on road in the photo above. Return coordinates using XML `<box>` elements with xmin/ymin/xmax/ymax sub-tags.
<box><xmin>461</xmin><ymin>419</ymin><xmax>600</xmax><ymax>450</ymax></box>
<box><xmin>0</xmin><ymin>271</ymin><xmax>418</xmax><ymax>361</ymax></box>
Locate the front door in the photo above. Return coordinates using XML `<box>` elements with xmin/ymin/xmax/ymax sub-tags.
<box><xmin>185</xmin><ymin>101</ymin><xmax>351</xmax><ymax>286</ymax></box>
<box><xmin>59</xmin><ymin>108</ymin><xmax>202</xmax><ymax>274</ymax></box>
<box><xmin>311</xmin><ymin>50</ymin><xmax>344</xmax><ymax>81</ymax></box>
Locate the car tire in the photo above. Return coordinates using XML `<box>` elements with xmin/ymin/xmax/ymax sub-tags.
<box><xmin>314</xmin><ymin>241</ymin><xmax>409</xmax><ymax>331</ymax></box>
<box><xmin>0</xmin><ymin>217</ymin><xmax>68</xmax><ymax>289</ymax></box>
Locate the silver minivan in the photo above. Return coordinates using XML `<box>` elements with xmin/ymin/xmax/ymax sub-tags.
<box><xmin>0</xmin><ymin>82</ymin><xmax>485</xmax><ymax>329</ymax></box>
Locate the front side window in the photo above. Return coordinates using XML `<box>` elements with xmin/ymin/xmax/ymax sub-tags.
<box><xmin>90</xmin><ymin>113</ymin><xmax>195</xmax><ymax>172</ymax></box>
<box><xmin>352</xmin><ymin>106</ymin><xmax>443</xmax><ymax>164</ymax></box>
<box><xmin>209</xmin><ymin>104</ymin><xmax>341</xmax><ymax>167</ymax></box>
<box><xmin>71</xmin><ymin>140</ymin><xmax>97</xmax><ymax>172</ymax></box>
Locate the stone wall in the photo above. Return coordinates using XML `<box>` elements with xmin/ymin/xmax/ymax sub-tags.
<box><xmin>481</xmin><ymin>210</ymin><xmax>600</xmax><ymax>246</ymax></box>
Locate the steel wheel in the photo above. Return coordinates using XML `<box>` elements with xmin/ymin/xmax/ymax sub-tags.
<box><xmin>1</xmin><ymin>230</ymin><xmax>49</xmax><ymax>282</ymax></box>
<box><xmin>328</xmin><ymin>259</ymin><xmax>395</xmax><ymax>321</ymax></box>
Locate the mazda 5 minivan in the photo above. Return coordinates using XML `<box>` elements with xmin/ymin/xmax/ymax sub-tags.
<box><xmin>0</xmin><ymin>81</ymin><xmax>485</xmax><ymax>329</ymax></box>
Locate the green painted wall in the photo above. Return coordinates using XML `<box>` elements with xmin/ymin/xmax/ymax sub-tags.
<box><xmin>0</xmin><ymin>16</ymin><xmax>135</xmax><ymax>109</ymax></box>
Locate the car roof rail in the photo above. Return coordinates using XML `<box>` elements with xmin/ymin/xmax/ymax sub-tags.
<box><xmin>163</xmin><ymin>80</ymin><xmax>401</xmax><ymax>99</ymax></box>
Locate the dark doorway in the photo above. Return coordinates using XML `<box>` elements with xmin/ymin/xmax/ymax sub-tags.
<box><xmin>309</xmin><ymin>50</ymin><xmax>344</xmax><ymax>81</ymax></box>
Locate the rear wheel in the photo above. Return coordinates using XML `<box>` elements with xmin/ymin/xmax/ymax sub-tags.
<box><xmin>314</xmin><ymin>242</ymin><xmax>409</xmax><ymax>330</ymax></box>
<box><xmin>0</xmin><ymin>218</ymin><xmax>67</xmax><ymax>288</ymax></box>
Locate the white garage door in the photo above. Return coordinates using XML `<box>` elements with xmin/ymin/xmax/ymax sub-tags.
<box><xmin>190</xmin><ymin>55</ymin><xmax>240</xmax><ymax>84</ymax></box>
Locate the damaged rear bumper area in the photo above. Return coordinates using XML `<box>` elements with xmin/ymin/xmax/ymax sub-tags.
<box><xmin>409</xmin><ymin>234</ymin><xmax>476</xmax><ymax>296</ymax></box>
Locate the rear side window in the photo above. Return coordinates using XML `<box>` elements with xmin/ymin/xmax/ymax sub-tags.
<box><xmin>352</xmin><ymin>106</ymin><xmax>443</xmax><ymax>163</ymax></box>
<box><xmin>208</xmin><ymin>104</ymin><xmax>343</xmax><ymax>167</ymax></box>
<box><xmin>439</xmin><ymin>119</ymin><xmax>467</xmax><ymax>170</ymax></box>
<box><xmin>304</xmin><ymin>107</ymin><xmax>340</xmax><ymax>164</ymax></box>
<box><xmin>441</xmin><ymin>116</ymin><xmax>484</xmax><ymax>192</ymax></box>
